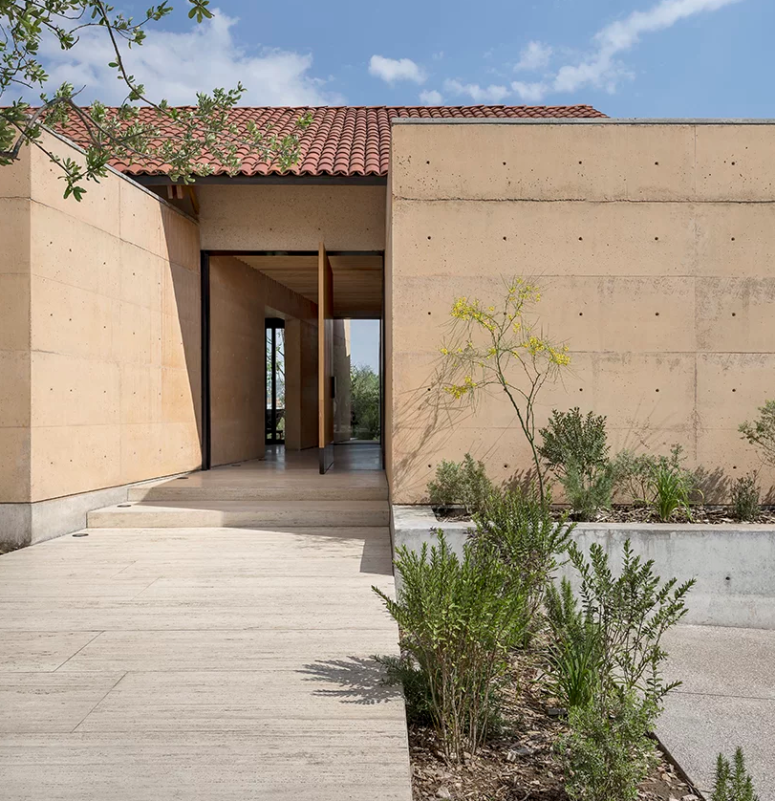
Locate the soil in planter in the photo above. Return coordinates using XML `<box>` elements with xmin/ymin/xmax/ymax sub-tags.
<box><xmin>433</xmin><ymin>504</ymin><xmax>775</xmax><ymax>525</ymax></box>
<box><xmin>406</xmin><ymin>654</ymin><xmax>701</xmax><ymax>801</ymax></box>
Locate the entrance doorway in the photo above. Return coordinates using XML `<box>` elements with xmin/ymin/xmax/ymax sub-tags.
<box><xmin>201</xmin><ymin>248</ymin><xmax>384</xmax><ymax>474</ymax></box>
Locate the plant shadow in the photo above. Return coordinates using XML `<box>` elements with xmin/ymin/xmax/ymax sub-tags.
<box><xmin>298</xmin><ymin>656</ymin><xmax>403</xmax><ymax>706</ymax></box>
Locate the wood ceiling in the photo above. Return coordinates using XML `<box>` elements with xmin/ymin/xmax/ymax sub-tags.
<box><xmin>236</xmin><ymin>254</ymin><xmax>383</xmax><ymax>319</ymax></box>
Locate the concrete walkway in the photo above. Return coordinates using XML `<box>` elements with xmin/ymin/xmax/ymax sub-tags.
<box><xmin>0</xmin><ymin>522</ymin><xmax>412</xmax><ymax>800</ymax></box>
<box><xmin>660</xmin><ymin>625</ymin><xmax>775</xmax><ymax>800</ymax></box>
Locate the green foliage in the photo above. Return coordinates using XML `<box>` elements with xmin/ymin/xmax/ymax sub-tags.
<box><xmin>562</xmin><ymin>459</ymin><xmax>616</xmax><ymax>521</ymax></box>
<box><xmin>614</xmin><ymin>445</ymin><xmax>698</xmax><ymax>519</ymax></box>
<box><xmin>561</xmin><ymin>692</ymin><xmax>659</xmax><ymax>801</ymax></box>
<box><xmin>539</xmin><ymin>408</ymin><xmax>609</xmax><ymax>475</ymax></box>
<box><xmin>373</xmin><ymin>532</ymin><xmax>529</xmax><ymax>761</ymax></box>
<box><xmin>613</xmin><ymin>449</ymin><xmax>656</xmax><ymax>506</ymax></box>
<box><xmin>564</xmin><ymin>540</ymin><xmax>694</xmax><ymax>705</ymax></box>
<box><xmin>539</xmin><ymin>408</ymin><xmax>615</xmax><ymax>520</ymax></box>
<box><xmin>648</xmin><ymin>458</ymin><xmax>694</xmax><ymax>521</ymax></box>
<box><xmin>713</xmin><ymin>747</ymin><xmax>760</xmax><ymax>801</ymax></box>
<box><xmin>731</xmin><ymin>472</ymin><xmax>761</xmax><ymax>522</ymax></box>
<box><xmin>471</xmin><ymin>488</ymin><xmax>574</xmax><ymax>626</ymax></box>
<box><xmin>740</xmin><ymin>400</ymin><xmax>775</xmax><ymax>466</ymax></box>
<box><xmin>350</xmin><ymin>364</ymin><xmax>380</xmax><ymax>441</ymax></box>
<box><xmin>544</xmin><ymin>578</ymin><xmax>600</xmax><ymax>709</ymax></box>
<box><xmin>427</xmin><ymin>453</ymin><xmax>493</xmax><ymax>516</ymax></box>
<box><xmin>0</xmin><ymin>1</ymin><xmax>311</xmax><ymax>198</ymax></box>
<box><xmin>377</xmin><ymin>654</ymin><xmax>433</xmax><ymax>727</ymax></box>
<box><xmin>438</xmin><ymin>279</ymin><xmax>571</xmax><ymax>502</ymax></box>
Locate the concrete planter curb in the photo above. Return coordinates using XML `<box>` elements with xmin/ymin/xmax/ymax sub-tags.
<box><xmin>391</xmin><ymin>505</ymin><xmax>775</xmax><ymax>630</ymax></box>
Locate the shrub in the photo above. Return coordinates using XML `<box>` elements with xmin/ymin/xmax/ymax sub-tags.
<box><xmin>374</xmin><ymin>532</ymin><xmax>529</xmax><ymax>761</ymax></box>
<box><xmin>539</xmin><ymin>408</ymin><xmax>615</xmax><ymax>520</ymax></box>
<box><xmin>350</xmin><ymin>364</ymin><xmax>381</xmax><ymax>440</ymax></box>
<box><xmin>561</xmin><ymin>692</ymin><xmax>659</xmax><ymax>801</ymax></box>
<box><xmin>613</xmin><ymin>449</ymin><xmax>656</xmax><ymax>506</ymax></box>
<box><xmin>563</xmin><ymin>539</ymin><xmax>694</xmax><ymax>704</ymax></box>
<box><xmin>377</xmin><ymin>654</ymin><xmax>433</xmax><ymax>727</ymax></box>
<box><xmin>648</xmin><ymin>456</ymin><xmax>695</xmax><ymax>522</ymax></box>
<box><xmin>472</xmin><ymin>488</ymin><xmax>574</xmax><ymax>631</ymax></box>
<box><xmin>427</xmin><ymin>454</ymin><xmax>493</xmax><ymax>516</ymax></box>
<box><xmin>544</xmin><ymin>578</ymin><xmax>600</xmax><ymax>709</ymax></box>
<box><xmin>712</xmin><ymin>747</ymin><xmax>760</xmax><ymax>801</ymax></box>
<box><xmin>739</xmin><ymin>400</ymin><xmax>775</xmax><ymax>466</ymax></box>
<box><xmin>731</xmin><ymin>472</ymin><xmax>760</xmax><ymax>522</ymax></box>
<box><xmin>438</xmin><ymin>279</ymin><xmax>571</xmax><ymax>502</ymax></box>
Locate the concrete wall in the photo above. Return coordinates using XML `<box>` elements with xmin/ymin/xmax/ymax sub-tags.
<box><xmin>391</xmin><ymin>507</ymin><xmax>775</xmax><ymax>629</ymax></box>
<box><xmin>210</xmin><ymin>256</ymin><xmax>318</xmax><ymax>465</ymax></box>
<box><xmin>333</xmin><ymin>319</ymin><xmax>352</xmax><ymax>442</ymax></box>
<box><xmin>388</xmin><ymin>120</ymin><xmax>775</xmax><ymax>503</ymax></box>
<box><xmin>198</xmin><ymin>184</ymin><xmax>386</xmax><ymax>251</ymax></box>
<box><xmin>0</xmin><ymin>133</ymin><xmax>202</xmax><ymax>540</ymax></box>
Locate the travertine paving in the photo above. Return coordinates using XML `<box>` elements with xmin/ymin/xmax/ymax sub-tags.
<box><xmin>0</xmin><ymin>450</ymin><xmax>412</xmax><ymax>801</ymax></box>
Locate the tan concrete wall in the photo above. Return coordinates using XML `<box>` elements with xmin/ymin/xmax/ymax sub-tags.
<box><xmin>0</xmin><ymin>155</ymin><xmax>31</xmax><ymax>502</ymax></box>
<box><xmin>198</xmin><ymin>184</ymin><xmax>386</xmax><ymax>251</ymax></box>
<box><xmin>0</xmin><ymin>133</ymin><xmax>202</xmax><ymax>503</ymax></box>
<box><xmin>388</xmin><ymin>121</ymin><xmax>775</xmax><ymax>503</ymax></box>
<box><xmin>210</xmin><ymin>256</ymin><xmax>318</xmax><ymax>465</ymax></box>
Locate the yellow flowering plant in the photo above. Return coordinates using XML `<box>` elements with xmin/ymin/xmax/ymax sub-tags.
<box><xmin>439</xmin><ymin>278</ymin><xmax>571</xmax><ymax>502</ymax></box>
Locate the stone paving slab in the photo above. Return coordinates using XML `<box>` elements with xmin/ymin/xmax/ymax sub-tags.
<box><xmin>0</xmin><ymin>526</ymin><xmax>412</xmax><ymax>801</ymax></box>
<box><xmin>660</xmin><ymin>625</ymin><xmax>775</xmax><ymax>800</ymax></box>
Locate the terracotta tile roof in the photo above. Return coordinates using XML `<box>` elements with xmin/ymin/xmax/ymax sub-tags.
<box><xmin>58</xmin><ymin>104</ymin><xmax>606</xmax><ymax>178</ymax></box>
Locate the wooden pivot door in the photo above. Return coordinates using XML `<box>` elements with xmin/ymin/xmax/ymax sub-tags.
<box><xmin>318</xmin><ymin>242</ymin><xmax>334</xmax><ymax>474</ymax></box>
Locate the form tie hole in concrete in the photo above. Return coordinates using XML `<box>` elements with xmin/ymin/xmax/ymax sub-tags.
<box><xmin>655</xmin><ymin>312</ymin><xmax>660</xmax><ymax>316</ymax></box>
<box><xmin>578</xmin><ymin>237</ymin><xmax>583</xmax><ymax>241</ymax></box>
<box><xmin>427</xmin><ymin>236</ymin><xmax>432</xmax><ymax>240</ymax></box>
<box><xmin>655</xmin><ymin>388</ymin><xmax>660</xmax><ymax>392</ymax></box>
<box><xmin>427</xmin><ymin>311</ymin><xmax>431</xmax><ymax>315</ymax></box>
<box><xmin>503</xmin><ymin>236</ymin><xmax>507</xmax><ymax>241</ymax></box>
<box><xmin>654</xmin><ymin>236</ymin><xmax>659</xmax><ymax>241</ymax></box>
<box><xmin>731</xmin><ymin>237</ymin><xmax>736</xmax><ymax>241</ymax></box>
<box><xmin>654</xmin><ymin>161</ymin><xmax>659</xmax><ymax>165</ymax></box>
<box><xmin>503</xmin><ymin>161</ymin><xmax>507</xmax><ymax>166</ymax></box>
<box><xmin>732</xmin><ymin>162</ymin><xmax>736</xmax><ymax>166</ymax></box>
<box><xmin>578</xmin><ymin>160</ymin><xmax>583</xmax><ymax>165</ymax></box>
<box><xmin>579</xmin><ymin>387</ymin><xmax>584</xmax><ymax>392</ymax></box>
<box><xmin>426</xmin><ymin>160</ymin><xmax>430</xmax><ymax>165</ymax></box>
<box><xmin>732</xmin><ymin>312</ymin><xmax>737</xmax><ymax>317</ymax></box>
<box><xmin>732</xmin><ymin>388</ymin><xmax>737</xmax><ymax>393</ymax></box>
<box><xmin>579</xmin><ymin>312</ymin><xmax>583</xmax><ymax>317</ymax></box>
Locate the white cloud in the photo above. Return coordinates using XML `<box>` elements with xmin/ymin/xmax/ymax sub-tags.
<box><xmin>434</xmin><ymin>0</ymin><xmax>743</xmax><ymax>105</ymax></box>
<box><xmin>511</xmin><ymin>81</ymin><xmax>549</xmax><ymax>103</ymax></box>
<box><xmin>368</xmin><ymin>55</ymin><xmax>426</xmax><ymax>84</ymax></box>
<box><xmin>419</xmin><ymin>89</ymin><xmax>443</xmax><ymax>105</ymax></box>
<box><xmin>38</xmin><ymin>10</ymin><xmax>342</xmax><ymax>105</ymax></box>
<box><xmin>514</xmin><ymin>41</ymin><xmax>553</xmax><ymax>72</ymax></box>
<box><xmin>444</xmin><ymin>79</ymin><xmax>510</xmax><ymax>104</ymax></box>
<box><xmin>553</xmin><ymin>0</ymin><xmax>744</xmax><ymax>94</ymax></box>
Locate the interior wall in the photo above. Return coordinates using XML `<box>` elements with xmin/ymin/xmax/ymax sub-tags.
<box><xmin>0</xmin><ymin>132</ymin><xmax>202</xmax><ymax>504</ymax></box>
<box><xmin>388</xmin><ymin>121</ymin><xmax>775</xmax><ymax>503</ymax></box>
<box><xmin>209</xmin><ymin>255</ymin><xmax>318</xmax><ymax>464</ymax></box>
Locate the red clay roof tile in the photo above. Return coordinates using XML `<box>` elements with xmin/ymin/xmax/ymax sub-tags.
<box><xmin>57</xmin><ymin>104</ymin><xmax>606</xmax><ymax>178</ymax></box>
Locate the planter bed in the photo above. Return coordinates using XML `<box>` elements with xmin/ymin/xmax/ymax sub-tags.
<box><xmin>391</xmin><ymin>506</ymin><xmax>775</xmax><ymax>630</ymax></box>
<box><xmin>404</xmin><ymin>651</ymin><xmax>702</xmax><ymax>801</ymax></box>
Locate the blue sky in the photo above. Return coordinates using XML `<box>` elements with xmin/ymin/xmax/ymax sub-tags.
<box><xmin>37</xmin><ymin>0</ymin><xmax>773</xmax><ymax>117</ymax></box>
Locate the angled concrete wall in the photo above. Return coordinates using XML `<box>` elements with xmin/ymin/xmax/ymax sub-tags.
<box><xmin>0</xmin><ymin>132</ymin><xmax>202</xmax><ymax>544</ymax></box>
<box><xmin>388</xmin><ymin>120</ymin><xmax>775</xmax><ymax>503</ymax></box>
